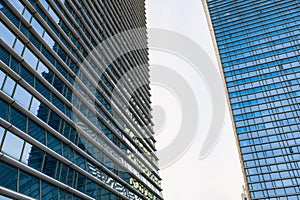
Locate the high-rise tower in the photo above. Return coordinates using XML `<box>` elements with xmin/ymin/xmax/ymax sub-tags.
<box><xmin>0</xmin><ymin>0</ymin><xmax>163</xmax><ymax>199</ymax></box>
<box><xmin>202</xmin><ymin>0</ymin><xmax>300</xmax><ymax>199</ymax></box>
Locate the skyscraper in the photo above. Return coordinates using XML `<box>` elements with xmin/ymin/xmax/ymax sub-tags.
<box><xmin>202</xmin><ymin>0</ymin><xmax>300</xmax><ymax>199</ymax></box>
<box><xmin>0</xmin><ymin>0</ymin><xmax>163</xmax><ymax>199</ymax></box>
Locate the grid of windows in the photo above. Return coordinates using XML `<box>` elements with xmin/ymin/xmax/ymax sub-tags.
<box><xmin>0</xmin><ymin>0</ymin><xmax>162</xmax><ymax>199</ymax></box>
<box><xmin>205</xmin><ymin>0</ymin><xmax>300</xmax><ymax>199</ymax></box>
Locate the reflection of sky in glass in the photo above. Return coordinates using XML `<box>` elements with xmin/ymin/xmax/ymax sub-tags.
<box><xmin>0</xmin><ymin>127</ymin><xmax>4</xmax><ymax>142</ymax></box>
<box><xmin>13</xmin><ymin>39</ymin><xmax>24</xmax><ymax>55</ymax></box>
<box><xmin>0</xmin><ymin>195</ymin><xmax>12</xmax><ymax>200</ymax></box>
<box><xmin>2</xmin><ymin>131</ymin><xmax>24</xmax><ymax>160</ymax></box>
<box><xmin>40</xmin><ymin>0</ymin><xmax>49</xmax><ymax>10</ymax></box>
<box><xmin>30</xmin><ymin>97</ymin><xmax>41</xmax><ymax>116</ymax></box>
<box><xmin>13</xmin><ymin>85</ymin><xmax>32</xmax><ymax>109</ymax></box>
<box><xmin>2</xmin><ymin>76</ymin><xmax>15</xmax><ymax>96</ymax></box>
<box><xmin>0</xmin><ymin>70</ymin><xmax>5</xmax><ymax>87</ymax></box>
<box><xmin>8</xmin><ymin>0</ymin><xmax>23</xmax><ymax>14</ymax></box>
<box><xmin>22</xmin><ymin>9</ymin><xmax>31</xmax><ymax>22</ymax></box>
<box><xmin>48</xmin><ymin>7</ymin><xmax>59</xmax><ymax>24</ymax></box>
<box><xmin>31</xmin><ymin>18</ymin><xmax>44</xmax><ymax>37</ymax></box>
<box><xmin>21</xmin><ymin>143</ymin><xmax>32</xmax><ymax>165</ymax></box>
<box><xmin>43</xmin><ymin>32</ymin><xmax>55</xmax><ymax>48</ymax></box>
<box><xmin>23</xmin><ymin>48</ymin><xmax>38</xmax><ymax>69</ymax></box>
<box><xmin>0</xmin><ymin>22</ymin><xmax>16</xmax><ymax>47</ymax></box>
<box><xmin>37</xmin><ymin>62</ymin><xmax>49</xmax><ymax>75</ymax></box>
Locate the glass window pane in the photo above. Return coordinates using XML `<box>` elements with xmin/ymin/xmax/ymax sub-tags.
<box><xmin>43</xmin><ymin>153</ymin><xmax>58</xmax><ymax>179</ymax></box>
<box><xmin>9</xmin><ymin>0</ymin><xmax>24</xmax><ymax>14</ymax></box>
<box><xmin>29</xmin><ymin>97</ymin><xmax>41</xmax><ymax>115</ymax></box>
<box><xmin>0</xmin><ymin>22</ymin><xmax>16</xmax><ymax>47</ymax></box>
<box><xmin>43</xmin><ymin>32</ymin><xmax>54</xmax><ymax>47</ymax></box>
<box><xmin>31</xmin><ymin>18</ymin><xmax>44</xmax><ymax>37</ymax></box>
<box><xmin>59</xmin><ymin>189</ymin><xmax>65</xmax><ymax>200</ymax></box>
<box><xmin>39</xmin><ymin>0</ymin><xmax>49</xmax><ymax>10</ymax></box>
<box><xmin>36</xmin><ymin>61</ymin><xmax>49</xmax><ymax>75</ymax></box>
<box><xmin>28</xmin><ymin>119</ymin><xmax>45</xmax><ymax>144</ymax></box>
<box><xmin>13</xmin><ymin>84</ymin><xmax>32</xmax><ymax>109</ymax></box>
<box><xmin>2</xmin><ymin>131</ymin><xmax>24</xmax><ymax>160</ymax></box>
<box><xmin>21</xmin><ymin>142</ymin><xmax>32</xmax><ymax>165</ymax></box>
<box><xmin>0</xmin><ymin>70</ymin><xmax>5</xmax><ymax>88</ymax></box>
<box><xmin>86</xmin><ymin>179</ymin><xmax>97</xmax><ymax>197</ymax></box>
<box><xmin>0</xmin><ymin>195</ymin><xmax>13</xmax><ymax>200</ymax></box>
<box><xmin>47</xmin><ymin>133</ymin><xmax>61</xmax><ymax>154</ymax></box>
<box><xmin>76</xmin><ymin>172</ymin><xmax>86</xmax><ymax>192</ymax></box>
<box><xmin>13</xmin><ymin>39</ymin><xmax>24</xmax><ymax>55</ymax></box>
<box><xmin>10</xmin><ymin>107</ymin><xmax>26</xmax><ymax>132</ymax></box>
<box><xmin>0</xmin><ymin>127</ymin><xmax>4</xmax><ymax>144</ymax></box>
<box><xmin>0</xmin><ymin>100</ymin><xmax>9</xmax><ymax>121</ymax></box>
<box><xmin>22</xmin><ymin>9</ymin><xmax>32</xmax><ymax>22</ymax></box>
<box><xmin>0</xmin><ymin>162</ymin><xmax>17</xmax><ymax>191</ymax></box>
<box><xmin>19</xmin><ymin>170</ymin><xmax>40</xmax><ymax>199</ymax></box>
<box><xmin>41</xmin><ymin>181</ymin><xmax>58</xmax><ymax>200</ymax></box>
<box><xmin>2</xmin><ymin>76</ymin><xmax>16</xmax><ymax>96</ymax></box>
<box><xmin>23</xmin><ymin>48</ymin><xmax>38</xmax><ymax>69</ymax></box>
<box><xmin>48</xmin><ymin>7</ymin><xmax>59</xmax><ymax>24</ymax></box>
<box><xmin>27</xmin><ymin>146</ymin><xmax>44</xmax><ymax>171</ymax></box>
<box><xmin>20</xmin><ymin>65</ymin><xmax>34</xmax><ymax>86</ymax></box>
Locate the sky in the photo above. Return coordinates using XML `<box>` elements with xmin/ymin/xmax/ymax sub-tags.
<box><xmin>146</xmin><ymin>0</ymin><xmax>245</xmax><ymax>199</ymax></box>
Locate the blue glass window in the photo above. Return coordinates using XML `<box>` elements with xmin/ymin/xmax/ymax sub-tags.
<box><xmin>0</xmin><ymin>162</ymin><xmax>17</xmax><ymax>191</ymax></box>
<box><xmin>19</xmin><ymin>171</ymin><xmax>40</xmax><ymax>199</ymax></box>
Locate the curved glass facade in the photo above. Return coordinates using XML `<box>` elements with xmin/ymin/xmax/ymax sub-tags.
<box><xmin>0</xmin><ymin>0</ymin><xmax>162</xmax><ymax>199</ymax></box>
<box><xmin>203</xmin><ymin>0</ymin><xmax>300</xmax><ymax>199</ymax></box>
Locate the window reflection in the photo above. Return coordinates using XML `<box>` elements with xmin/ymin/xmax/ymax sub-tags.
<box><xmin>0</xmin><ymin>195</ymin><xmax>13</xmax><ymax>200</ymax></box>
<box><xmin>48</xmin><ymin>7</ymin><xmax>59</xmax><ymax>24</ymax></box>
<box><xmin>36</xmin><ymin>61</ymin><xmax>49</xmax><ymax>75</ymax></box>
<box><xmin>13</xmin><ymin>85</ymin><xmax>32</xmax><ymax>109</ymax></box>
<box><xmin>39</xmin><ymin>0</ymin><xmax>49</xmax><ymax>10</ymax></box>
<box><xmin>31</xmin><ymin>18</ymin><xmax>44</xmax><ymax>37</ymax></box>
<box><xmin>12</xmin><ymin>39</ymin><xmax>24</xmax><ymax>55</ymax></box>
<box><xmin>22</xmin><ymin>9</ymin><xmax>32</xmax><ymax>22</ymax></box>
<box><xmin>43</xmin><ymin>32</ymin><xmax>55</xmax><ymax>47</ymax></box>
<box><xmin>41</xmin><ymin>181</ymin><xmax>58</xmax><ymax>200</ymax></box>
<box><xmin>10</xmin><ymin>107</ymin><xmax>27</xmax><ymax>132</ymax></box>
<box><xmin>0</xmin><ymin>162</ymin><xmax>17</xmax><ymax>191</ymax></box>
<box><xmin>21</xmin><ymin>142</ymin><xmax>32</xmax><ymax>164</ymax></box>
<box><xmin>0</xmin><ymin>22</ymin><xmax>16</xmax><ymax>47</ymax></box>
<box><xmin>29</xmin><ymin>97</ymin><xmax>41</xmax><ymax>115</ymax></box>
<box><xmin>0</xmin><ymin>127</ymin><xmax>4</xmax><ymax>143</ymax></box>
<box><xmin>43</xmin><ymin>153</ymin><xmax>58</xmax><ymax>179</ymax></box>
<box><xmin>27</xmin><ymin>145</ymin><xmax>45</xmax><ymax>172</ymax></box>
<box><xmin>23</xmin><ymin>48</ymin><xmax>38</xmax><ymax>69</ymax></box>
<box><xmin>19</xmin><ymin>171</ymin><xmax>40</xmax><ymax>199</ymax></box>
<box><xmin>2</xmin><ymin>76</ymin><xmax>15</xmax><ymax>96</ymax></box>
<box><xmin>0</xmin><ymin>70</ymin><xmax>5</xmax><ymax>90</ymax></box>
<box><xmin>1</xmin><ymin>131</ymin><xmax>24</xmax><ymax>160</ymax></box>
<box><xmin>9</xmin><ymin>0</ymin><xmax>24</xmax><ymax>14</ymax></box>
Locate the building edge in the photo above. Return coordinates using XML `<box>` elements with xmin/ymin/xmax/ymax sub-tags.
<box><xmin>200</xmin><ymin>0</ymin><xmax>251</xmax><ymax>199</ymax></box>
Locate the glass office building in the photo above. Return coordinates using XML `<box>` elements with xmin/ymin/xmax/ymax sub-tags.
<box><xmin>202</xmin><ymin>0</ymin><xmax>300</xmax><ymax>199</ymax></box>
<box><xmin>0</xmin><ymin>0</ymin><xmax>163</xmax><ymax>199</ymax></box>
